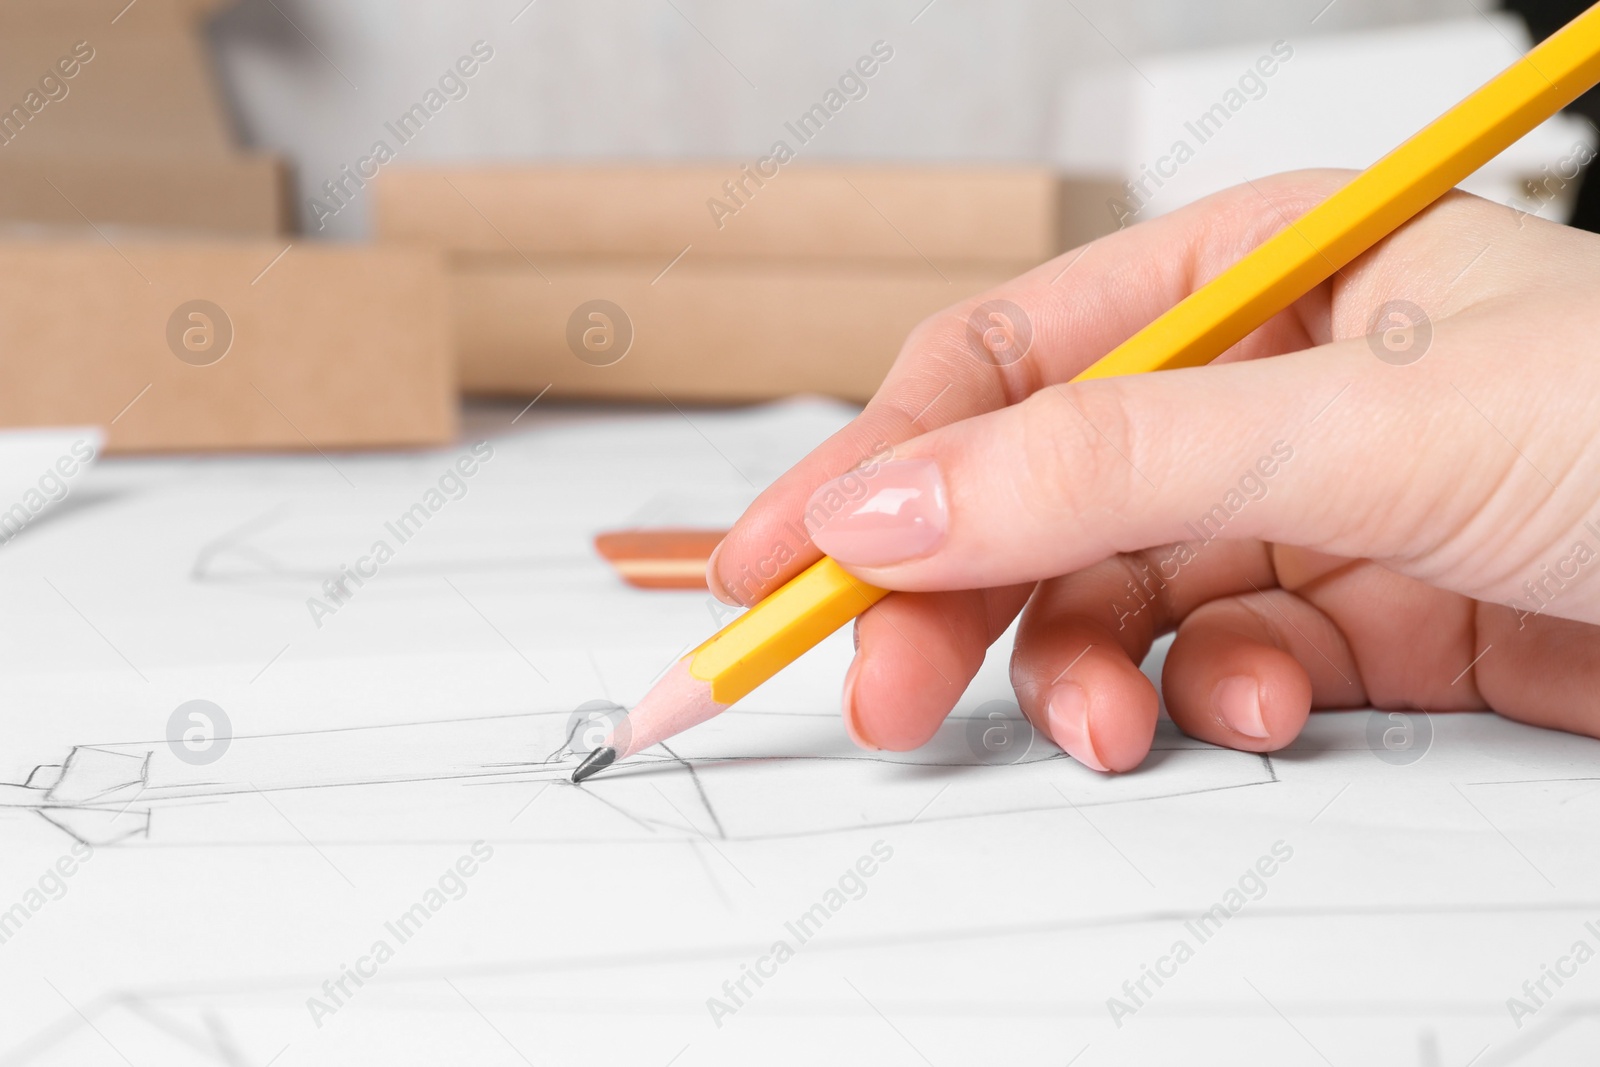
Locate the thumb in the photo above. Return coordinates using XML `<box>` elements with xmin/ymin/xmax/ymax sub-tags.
<box><xmin>802</xmin><ymin>341</ymin><xmax>1479</xmax><ymax>592</ymax></box>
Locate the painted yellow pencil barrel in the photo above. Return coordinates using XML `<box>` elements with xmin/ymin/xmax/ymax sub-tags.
<box><xmin>687</xmin><ymin>2</ymin><xmax>1600</xmax><ymax>709</ymax></box>
<box><xmin>688</xmin><ymin>557</ymin><xmax>889</xmax><ymax>704</ymax></box>
<box><xmin>1078</xmin><ymin>1</ymin><xmax>1600</xmax><ymax>382</ymax></box>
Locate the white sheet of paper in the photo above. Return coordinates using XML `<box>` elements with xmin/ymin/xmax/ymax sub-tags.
<box><xmin>0</xmin><ymin>399</ymin><xmax>1595</xmax><ymax>1065</ymax></box>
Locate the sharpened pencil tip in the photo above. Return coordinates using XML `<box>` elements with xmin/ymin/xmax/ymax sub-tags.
<box><xmin>571</xmin><ymin>746</ymin><xmax>617</xmax><ymax>784</ymax></box>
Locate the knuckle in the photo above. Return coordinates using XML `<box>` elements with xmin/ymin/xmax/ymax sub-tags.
<box><xmin>1016</xmin><ymin>382</ymin><xmax>1142</xmax><ymax>517</ymax></box>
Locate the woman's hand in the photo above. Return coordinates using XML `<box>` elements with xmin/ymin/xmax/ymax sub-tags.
<box><xmin>708</xmin><ymin>170</ymin><xmax>1600</xmax><ymax>771</ymax></box>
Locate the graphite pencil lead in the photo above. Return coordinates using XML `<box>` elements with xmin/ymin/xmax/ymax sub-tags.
<box><xmin>571</xmin><ymin>746</ymin><xmax>617</xmax><ymax>784</ymax></box>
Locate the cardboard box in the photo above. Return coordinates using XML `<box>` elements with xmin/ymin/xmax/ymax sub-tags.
<box><xmin>377</xmin><ymin>165</ymin><xmax>1119</xmax><ymax>267</ymax></box>
<box><xmin>0</xmin><ymin>0</ymin><xmax>217</xmax><ymax>29</ymax></box>
<box><xmin>0</xmin><ymin>30</ymin><xmax>238</xmax><ymax>158</ymax></box>
<box><xmin>453</xmin><ymin>260</ymin><xmax>1020</xmax><ymax>402</ymax></box>
<box><xmin>0</xmin><ymin>240</ymin><xmax>455</xmax><ymax>452</ymax></box>
<box><xmin>0</xmin><ymin>153</ymin><xmax>286</xmax><ymax>233</ymax></box>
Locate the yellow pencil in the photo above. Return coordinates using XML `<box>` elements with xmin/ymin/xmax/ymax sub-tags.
<box><xmin>573</xmin><ymin>2</ymin><xmax>1600</xmax><ymax>782</ymax></box>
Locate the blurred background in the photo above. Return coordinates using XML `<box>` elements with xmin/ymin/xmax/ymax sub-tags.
<box><xmin>195</xmin><ymin>0</ymin><xmax>1597</xmax><ymax>236</ymax></box>
<box><xmin>1</xmin><ymin>0</ymin><xmax>1595</xmax><ymax>452</ymax></box>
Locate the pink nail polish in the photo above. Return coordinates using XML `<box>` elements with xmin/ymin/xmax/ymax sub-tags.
<box><xmin>704</xmin><ymin>539</ymin><xmax>730</xmax><ymax>602</ymax></box>
<box><xmin>807</xmin><ymin>458</ymin><xmax>948</xmax><ymax>567</ymax></box>
<box><xmin>841</xmin><ymin>656</ymin><xmax>879</xmax><ymax>750</ymax></box>
<box><xmin>1214</xmin><ymin>675</ymin><xmax>1270</xmax><ymax>738</ymax></box>
<box><xmin>1047</xmin><ymin>683</ymin><xmax>1108</xmax><ymax>772</ymax></box>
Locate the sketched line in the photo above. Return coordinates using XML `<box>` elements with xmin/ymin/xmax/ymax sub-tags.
<box><xmin>110</xmin><ymin>383</ymin><xmax>152</xmax><ymax>425</ymax></box>
<box><xmin>443</xmin><ymin>177</ymin><xmax>549</xmax><ymax>282</ymax></box>
<box><xmin>652</xmin><ymin>243</ymin><xmax>693</xmax><ymax>285</ymax></box>
<box><xmin>663</xmin><ymin>0</ymin><xmax>756</xmax><ymax>88</ymax></box>
<box><xmin>445</xmin><ymin>979</ymin><xmax>536</xmax><ymax>1065</ymax></box>
<box><xmin>111</xmin><ymin>0</ymin><xmax>140</xmax><ymax>23</ymax></box>
<box><xmin>444</xmin><ymin>577</ymin><xmax>551</xmax><ymax>682</ymax></box>
<box><xmin>512</xmin><ymin>383</ymin><xmax>553</xmax><ymax>424</ymax></box>
<box><xmin>263</xmin><ymin>0</ymin><xmax>359</xmax><ymax>89</ymax></box>
<box><xmin>1451</xmin><ymin>644</ymin><xmax>1493</xmax><ymax>686</ymax></box>
<box><xmin>1450</xmin><ymin>383</ymin><xmax>1556</xmax><ymax>488</ymax></box>
<box><xmin>249</xmin><ymin>643</ymin><xmax>292</xmax><ymax>684</ymax></box>
<box><xmin>250</xmin><ymin>382</ymin><xmax>357</xmax><ymax>489</ymax></box>
<box><xmin>1052</xmin><ymin>384</ymin><xmax>1157</xmax><ymax>488</ymax></box>
<box><xmin>1310</xmin><ymin>0</ymin><xmax>1338</xmax><ymax>24</ymax></box>
<box><xmin>1245</xmin><ymin>579</ymin><xmax>1353</xmax><ymax>685</ymax></box>
<box><xmin>42</xmin><ymin>577</ymin><xmax>149</xmax><ymax>683</ymax></box>
<box><xmin>843</xmin><ymin>978</ymin><xmax>936</xmax><ymax>1066</ymax></box>
<box><xmin>650</xmin><ymin>783</ymin><xmax>756</xmax><ymax>888</ymax></box>
<box><xmin>511</xmin><ymin>0</ymin><xmax>540</xmax><ymax>23</ymax></box>
<box><xmin>910</xmin><ymin>0</ymin><xmax>940</xmax><ymax>22</ymax></box>
<box><xmin>248</xmin><ymin>782</ymin><xmax>357</xmax><ymax>888</ymax></box>
<box><xmin>650</xmin><ymin>384</ymin><xmax>758</xmax><ymax>488</ymax></box>
<box><xmin>1244</xmin><ymin>977</ymin><xmax>1335</xmax><ymax>1066</ymax></box>
<box><xmin>250</xmin><ymin>243</ymin><xmax>294</xmax><ymax>285</ymax></box>
<box><xmin>1450</xmin><ymin>782</ymin><xmax>1556</xmax><ymax>888</ymax></box>
<box><xmin>42</xmin><ymin>979</ymin><xmax>135</xmax><ymax>1067</ymax></box>
<box><xmin>43</xmin><ymin>178</ymin><xmax>150</xmax><ymax>284</ymax></box>
<box><xmin>1050</xmin><ymin>782</ymin><xmax>1156</xmax><ymax>888</ymax></box>
<box><xmin>843</xmin><ymin>177</ymin><xmax>948</xmax><ymax>282</ymax></box>
<box><xmin>1062</xmin><ymin>0</ymin><xmax>1154</xmax><ymax>87</ymax></box>
<box><xmin>687</xmin><ymin>839</ymin><xmax>736</xmax><ymax>910</ymax></box>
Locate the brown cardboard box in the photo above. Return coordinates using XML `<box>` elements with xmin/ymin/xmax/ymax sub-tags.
<box><xmin>0</xmin><ymin>30</ymin><xmax>237</xmax><ymax>158</ymax></box>
<box><xmin>0</xmin><ymin>153</ymin><xmax>287</xmax><ymax>233</ymax></box>
<box><xmin>377</xmin><ymin>165</ymin><xmax>1119</xmax><ymax>267</ymax></box>
<box><xmin>0</xmin><ymin>240</ymin><xmax>455</xmax><ymax>452</ymax></box>
<box><xmin>453</xmin><ymin>260</ymin><xmax>1020</xmax><ymax>402</ymax></box>
<box><xmin>0</xmin><ymin>0</ymin><xmax>215</xmax><ymax>29</ymax></box>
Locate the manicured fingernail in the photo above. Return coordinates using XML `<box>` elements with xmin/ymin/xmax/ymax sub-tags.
<box><xmin>841</xmin><ymin>656</ymin><xmax>879</xmax><ymax>750</ymax></box>
<box><xmin>1214</xmin><ymin>675</ymin><xmax>1269</xmax><ymax>738</ymax></box>
<box><xmin>704</xmin><ymin>539</ymin><xmax>733</xmax><ymax>603</ymax></box>
<box><xmin>1047</xmin><ymin>682</ymin><xmax>1108</xmax><ymax>771</ymax></box>
<box><xmin>807</xmin><ymin>458</ymin><xmax>947</xmax><ymax>567</ymax></box>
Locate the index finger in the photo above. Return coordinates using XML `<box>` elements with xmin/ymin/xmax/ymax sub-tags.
<box><xmin>709</xmin><ymin>170</ymin><xmax>1350</xmax><ymax>605</ymax></box>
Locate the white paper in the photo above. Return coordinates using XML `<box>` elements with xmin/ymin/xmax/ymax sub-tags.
<box><xmin>0</xmin><ymin>399</ymin><xmax>1595</xmax><ymax>1066</ymax></box>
